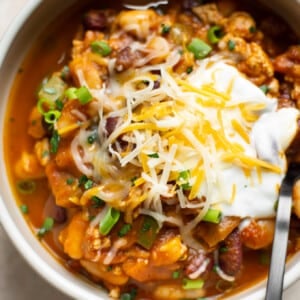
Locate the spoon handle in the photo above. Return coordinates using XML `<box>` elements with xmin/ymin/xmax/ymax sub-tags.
<box><xmin>265</xmin><ymin>191</ymin><xmax>292</xmax><ymax>300</ymax></box>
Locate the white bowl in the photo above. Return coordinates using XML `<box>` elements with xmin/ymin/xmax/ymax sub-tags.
<box><xmin>0</xmin><ymin>1</ymin><xmax>300</xmax><ymax>299</ymax></box>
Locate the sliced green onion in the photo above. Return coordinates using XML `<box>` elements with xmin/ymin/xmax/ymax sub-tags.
<box><xmin>16</xmin><ymin>180</ymin><xmax>36</xmax><ymax>195</ymax></box>
<box><xmin>37</xmin><ymin>98</ymin><xmax>55</xmax><ymax>115</ymax></box>
<box><xmin>66</xmin><ymin>178</ymin><xmax>74</xmax><ymax>185</ymax></box>
<box><xmin>38</xmin><ymin>217</ymin><xmax>54</xmax><ymax>237</ymax></box>
<box><xmin>186</xmin><ymin>66</ymin><xmax>193</xmax><ymax>74</ymax></box>
<box><xmin>182</xmin><ymin>278</ymin><xmax>205</xmax><ymax>290</ymax></box>
<box><xmin>78</xmin><ymin>175</ymin><xmax>94</xmax><ymax>190</ymax></box>
<box><xmin>130</xmin><ymin>176</ymin><xmax>138</xmax><ymax>186</ymax></box>
<box><xmin>177</xmin><ymin>170</ymin><xmax>192</xmax><ymax>190</ymax></box>
<box><xmin>75</xmin><ymin>86</ymin><xmax>93</xmax><ymax>104</ymax></box>
<box><xmin>202</xmin><ymin>208</ymin><xmax>221</xmax><ymax>224</ymax></box>
<box><xmin>187</xmin><ymin>38</ymin><xmax>212</xmax><ymax>59</ymax></box>
<box><xmin>219</xmin><ymin>246</ymin><xmax>228</xmax><ymax>253</ymax></box>
<box><xmin>260</xmin><ymin>85</ymin><xmax>269</xmax><ymax>94</ymax></box>
<box><xmin>55</xmin><ymin>99</ymin><xmax>64</xmax><ymax>111</ymax></box>
<box><xmin>87</xmin><ymin>132</ymin><xmax>98</xmax><ymax>144</ymax></box>
<box><xmin>91</xmin><ymin>196</ymin><xmax>105</xmax><ymax>208</ymax></box>
<box><xmin>50</xmin><ymin>130</ymin><xmax>60</xmax><ymax>154</ymax></box>
<box><xmin>137</xmin><ymin>215</ymin><xmax>159</xmax><ymax>250</ymax></box>
<box><xmin>228</xmin><ymin>39</ymin><xmax>236</xmax><ymax>51</ymax></box>
<box><xmin>65</xmin><ymin>87</ymin><xmax>77</xmax><ymax>100</ymax></box>
<box><xmin>161</xmin><ymin>24</ymin><xmax>171</xmax><ymax>34</ymax></box>
<box><xmin>91</xmin><ymin>41</ymin><xmax>112</xmax><ymax>57</ymax></box>
<box><xmin>44</xmin><ymin>110</ymin><xmax>61</xmax><ymax>124</ymax></box>
<box><xmin>118</xmin><ymin>224</ymin><xmax>132</xmax><ymax>237</ymax></box>
<box><xmin>148</xmin><ymin>153</ymin><xmax>159</xmax><ymax>158</ymax></box>
<box><xmin>84</xmin><ymin>179</ymin><xmax>93</xmax><ymax>190</ymax></box>
<box><xmin>249</xmin><ymin>26</ymin><xmax>256</xmax><ymax>33</ymax></box>
<box><xmin>172</xmin><ymin>270</ymin><xmax>181</xmax><ymax>279</ymax></box>
<box><xmin>120</xmin><ymin>288</ymin><xmax>137</xmax><ymax>300</ymax></box>
<box><xmin>99</xmin><ymin>207</ymin><xmax>121</xmax><ymax>235</ymax></box>
<box><xmin>207</xmin><ymin>26</ymin><xmax>223</xmax><ymax>44</ymax></box>
<box><xmin>20</xmin><ymin>204</ymin><xmax>29</xmax><ymax>214</ymax></box>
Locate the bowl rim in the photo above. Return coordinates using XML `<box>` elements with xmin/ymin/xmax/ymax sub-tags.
<box><xmin>1</xmin><ymin>1</ymin><xmax>300</xmax><ymax>300</ymax></box>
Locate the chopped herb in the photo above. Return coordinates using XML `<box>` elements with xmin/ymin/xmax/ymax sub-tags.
<box><xmin>50</xmin><ymin>130</ymin><xmax>60</xmax><ymax>154</ymax></box>
<box><xmin>172</xmin><ymin>270</ymin><xmax>181</xmax><ymax>279</ymax></box>
<box><xmin>260</xmin><ymin>85</ymin><xmax>269</xmax><ymax>94</ymax></box>
<box><xmin>219</xmin><ymin>246</ymin><xmax>228</xmax><ymax>253</ymax></box>
<box><xmin>78</xmin><ymin>175</ymin><xmax>94</xmax><ymax>190</ymax></box>
<box><xmin>120</xmin><ymin>288</ymin><xmax>137</xmax><ymax>300</ymax></box>
<box><xmin>207</xmin><ymin>25</ymin><xmax>223</xmax><ymax>44</ymax></box>
<box><xmin>183</xmin><ymin>278</ymin><xmax>205</xmax><ymax>290</ymax></box>
<box><xmin>65</xmin><ymin>87</ymin><xmax>77</xmax><ymax>100</ymax></box>
<box><xmin>177</xmin><ymin>170</ymin><xmax>192</xmax><ymax>190</ymax></box>
<box><xmin>148</xmin><ymin>153</ymin><xmax>159</xmax><ymax>158</ymax></box>
<box><xmin>274</xmin><ymin>199</ymin><xmax>279</xmax><ymax>211</ymax></box>
<box><xmin>20</xmin><ymin>204</ymin><xmax>29</xmax><ymax>214</ymax></box>
<box><xmin>137</xmin><ymin>216</ymin><xmax>159</xmax><ymax>249</ymax></box>
<box><xmin>118</xmin><ymin>224</ymin><xmax>132</xmax><ymax>237</ymax></box>
<box><xmin>187</xmin><ymin>38</ymin><xmax>212</xmax><ymax>59</ymax></box>
<box><xmin>161</xmin><ymin>24</ymin><xmax>171</xmax><ymax>34</ymax></box>
<box><xmin>99</xmin><ymin>207</ymin><xmax>121</xmax><ymax>235</ymax></box>
<box><xmin>91</xmin><ymin>196</ymin><xmax>105</xmax><ymax>208</ymax></box>
<box><xmin>87</xmin><ymin>132</ymin><xmax>98</xmax><ymax>144</ymax></box>
<box><xmin>55</xmin><ymin>99</ymin><xmax>64</xmax><ymax>111</ymax></box>
<box><xmin>91</xmin><ymin>40</ymin><xmax>112</xmax><ymax>57</ymax></box>
<box><xmin>66</xmin><ymin>178</ymin><xmax>74</xmax><ymax>185</ymax></box>
<box><xmin>186</xmin><ymin>66</ymin><xmax>193</xmax><ymax>74</ymax></box>
<box><xmin>44</xmin><ymin>110</ymin><xmax>61</xmax><ymax>124</ymax></box>
<box><xmin>202</xmin><ymin>208</ymin><xmax>222</xmax><ymax>224</ymax></box>
<box><xmin>228</xmin><ymin>39</ymin><xmax>236</xmax><ymax>51</ymax></box>
<box><xmin>16</xmin><ymin>180</ymin><xmax>36</xmax><ymax>195</ymax></box>
<box><xmin>76</xmin><ymin>86</ymin><xmax>93</xmax><ymax>104</ymax></box>
<box><xmin>37</xmin><ymin>217</ymin><xmax>54</xmax><ymax>237</ymax></box>
<box><xmin>249</xmin><ymin>26</ymin><xmax>257</xmax><ymax>33</ymax></box>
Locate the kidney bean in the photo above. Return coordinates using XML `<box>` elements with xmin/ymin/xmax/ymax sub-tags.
<box><xmin>219</xmin><ymin>229</ymin><xmax>242</xmax><ymax>276</ymax></box>
<box><xmin>105</xmin><ymin>117</ymin><xmax>119</xmax><ymax>136</ymax></box>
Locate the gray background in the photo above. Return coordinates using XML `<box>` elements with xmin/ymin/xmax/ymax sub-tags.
<box><xmin>0</xmin><ymin>0</ymin><xmax>299</xmax><ymax>299</ymax></box>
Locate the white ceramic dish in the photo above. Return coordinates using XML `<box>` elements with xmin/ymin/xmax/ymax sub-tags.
<box><xmin>0</xmin><ymin>1</ymin><xmax>300</xmax><ymax>299</ymax></box>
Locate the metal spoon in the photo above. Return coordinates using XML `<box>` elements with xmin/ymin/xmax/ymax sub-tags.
<box><xmin>265</xmin><ymin>163</ymin><xmax>300</xmax><ymax>300</ymax></box>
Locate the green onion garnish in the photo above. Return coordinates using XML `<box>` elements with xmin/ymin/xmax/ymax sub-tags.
<box><xmin>249</xmin><ymin>26</ymin><xmax>256</xmax><ymax>33</ymax></box>
<box><xmin>228</xmin><ymin>39</ymin><xmax>236</xmax><ymax>51</ymax></box>
<box><xmin>260</xmin><ymin>85</ymin><xmax>269</xmax><ymax>94</ymax></box>
<box><xmin>202</xmin><ymin>208</ymin><xmax>221</xmax><ymax>224</ymax></box>
<box><xmin>65</xmin><ymin>87</ymin><xmax>77</xmax><ymax>100</ymax></box>
<box><xmin>161</xmin><ymin>24</ymin><xmax>171</xmax><ymax>34</ymax></box>
<box><xmin>16</xmin><ymin>180</ymin><xmax>36</xmax><ymax>195</ymax></box>
<box><xmin>91</xmin><ymin>196</ymin><xmax>105</xmax><ymax>208</ymax></box>
<box><xmin>187</xmin><ymin>38</ymin><xmax>212</xmax><ymax>59</ymax></box>
<box><xmin>207</xmin><ymin>26</ymin><xmax>223</xmax><ymax>44</ymax></box>
<box><xmin>148</xmin><ymin>153</ymin><xmax>159</xmax><ymax>158</ymax></box>
<box><xmin>182</xmin><ymin>278</ymin><xmax>205</xmax><ymax>290</ymax></box>
<box><xmin>20</xmin><ymin>204</ymin><xmax>29</xmax><ymax>214</ymax></box>
<box><xmin>38</xmin><ymin>217</ymin><xmax>54</xmax><ymax>237</ymax></box>
<box><xmin>99</xmin><ymin>207</ymin><xmax>121</xmax><ymax>235</ymax></box>
<box><xmin>76</xmin><ymin>86</ymin><xmax>93</xmax><ymax>104</ymax></box>
<box><xmin>219</xmin><ymin>246</ymin><xmax>228</xmax><ymax>253</ymax></box>
<box><xmin>120</xmin><ymin>288</ymin><xmax>137</xmax><ymax>300</ymax></box>
<box><xmin>50</xmin><ymin>130</ymin><xmax>60</xmax><ymax>154</ymax></box>
<box><xmin>37</xmin><ymin>98</ymin><xmax>55</xmax><ymax>115</ymax></box>
<box><xmin>91</xmin><ymin>41</ymin><xmax>112</xmax><ymax>57</ymax></box>
<box><xmin>78</xmin><ymin>175</ymin><xmax>93</xmax><ymax>190</ymax></box>
<box><xmin>44</xmin><ymin>110</ymin><xmax>61</xmax><ymax>124</ymax></box>
<box><xmin>55</xmin><ymin>99</ymin><xmax>64</xmax><ymax>111</ymax></box>
<box><xmin>172</xmin><ymin>270</ymin><xmax>181</xmax><ymax>279</ymax></box>
<box><xmin>87</xmin><ymin>132</ymin><xmax>98</xmax><ymax>144</ymax></box>
<box><xmin>186</xmin><ymin>66</ymin><xmax>193</xmax><ymax>74</ymax></box>
<box><xmin>66</xmin><ymin>178</ymin><xmax>74</xmax><ymax>185</ymax></box>
<box><xmin>177</xmin><ymin>170</ymin><xmax>192</xmax><ymax>190</ymax></box>
<box><xmin>118</xmin><ymin>224</ymin><xmax>132</xmax><ymax>237</ymax></box>
<box><xmin>137</xmin><ymin>215</ymin><xmax>159</xmax><ymax>249</ymax></box>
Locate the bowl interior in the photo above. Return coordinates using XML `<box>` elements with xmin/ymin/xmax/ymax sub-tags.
<box><xmin>0</xmin><ymin>1</ymin><xmax>300</xmax><ymax>300</ymax></box>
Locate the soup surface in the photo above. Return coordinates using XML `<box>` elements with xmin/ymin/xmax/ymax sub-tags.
<box><xmin>4</xmin><ymin>0</ymin><xmax>300</xmax><ymax>299</ymax></box>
